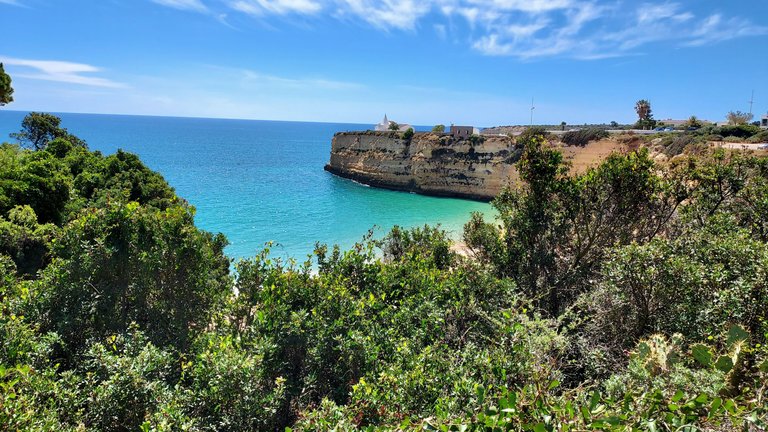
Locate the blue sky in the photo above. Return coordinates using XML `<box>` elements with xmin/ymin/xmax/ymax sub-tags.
<box><xmin>1</xmin><ymin>0</ymin><xmax>767</xmax><ymax>126</ymax></box>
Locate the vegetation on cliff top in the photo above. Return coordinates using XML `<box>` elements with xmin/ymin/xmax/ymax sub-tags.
<box><xmin>1</xmin><ymin>111</ymin><xmax>767</xmax><ymax>431</ymax></box>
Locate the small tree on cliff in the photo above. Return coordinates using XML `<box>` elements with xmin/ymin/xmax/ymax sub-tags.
<box><xmin>11</xmin><ymin>112</ymin><xmax>87</xmax><ymax>150</ymax></box>
<box><xmin>388</xmin><ymin>121</ymin><xmax>400</xmax><ymax>131</ymax></box>
<box><xmin>0</xmin><ymin>63</ymin><xmax>13</xmax><ymax>106</ymax></box>
<box><xmin>432</xmin><ymin>124</ymin><xmax>446</xmax><ymax>133</ymax></box>
<box><xmin>634</xmin><ymin>99</ymin><xmax>656</xmax><ymax>130</ymax></box>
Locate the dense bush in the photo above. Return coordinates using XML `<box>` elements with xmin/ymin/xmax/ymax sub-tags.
<box><xmin>37</xmin><ymin>201</ymin><xmax>230</xmax><ymax>359</ymax></box>
<box><xmin>658</xmin><ymin>133</ymin><xmax>698</xmax><ymax>156</ymax></box>
<box><xmin>748</xmin><ymin>130</ymin><xmax>768</xmax><ymax>143</ymax></box>
<box><xmin>561</xmin><ymin>127</ymin><xmax>609</xmax><ymax>146</ymax></box>
<box><xmin>718</xmin><ymin>124</ymin><xmax>761</xmax><ymax>139</ymax></box>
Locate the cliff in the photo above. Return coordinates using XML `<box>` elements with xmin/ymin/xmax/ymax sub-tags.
<box><xmin>324</xmin><ymin>131</ymin><xmax>519</xmax><ymax>201</ymax></box>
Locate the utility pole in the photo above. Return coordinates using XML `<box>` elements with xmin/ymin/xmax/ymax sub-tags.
<box><xmin>748</xmin><ymin>90</ymin><xmax>754</xmax><ymax>116</ymax></box>
<box><xmin>530</xmin><ymin>97</ymin><xmax>535</xmax><ymax>126</ymax></box>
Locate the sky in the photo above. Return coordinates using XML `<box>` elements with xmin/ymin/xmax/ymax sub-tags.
<box><xmin>1</xmin><ymin>0</ymin><xmax>767</xmax><ymax>126</ymax></box>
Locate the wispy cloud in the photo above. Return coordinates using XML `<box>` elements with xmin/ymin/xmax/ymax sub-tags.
<box><xmin>335</xmin><ymin>0</ymin><xmax>431</xmax><ymax>30</ymax></box>
<box><xmin>229</xmin><ymin>0</ymin><xmax>322</xmax><ymax>15</ymax></box>
<box><xmin>0</xmin><ymin>0</ymin><xmax>24</xmax><ymax>5</ymax></box>
<box><xmin>684</xmin><ymin>14</ymin><xmax>768</xmax><ymax>47</ymax></box>
<box><xmin>151</xmin><ymin>0</ymin><xmax>209</xmax><ymax>12</ymax></box>
<box><xmin>240</xmin><ymin>68</ymin><xmax>364</xmax><ymax>90</ymax></box>
<box><xmin>150</xmin><ymin>0</ymin><xmax>768</xmax><ymax>59</ymax></box>
<box><xmin>0</xmin><ymin>56</ymin><xmax>126</xmax><ymax>88</ymax></box>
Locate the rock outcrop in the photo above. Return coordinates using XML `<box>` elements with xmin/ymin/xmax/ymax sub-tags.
<box><xmin>324</xmin><ymin>131</ymin><xmax>519</xmax><ymax>201</ymax></box>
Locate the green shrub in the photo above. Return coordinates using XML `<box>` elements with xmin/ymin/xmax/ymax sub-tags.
<box><xmin>579</xmin><ymin>223</ymin><xmax>767</xmax><ymax>357</ymax></box>
<box><xmin>659</xmin><ymin>133</ymin><xmax>697</xmax><ymax>156</ymax></box>
<box><xmin>561</xmin><ymin>128</ymin><xmax>609</xmax><ymax>146</ymax></box>
<box><xmin>718</xmin><ymin>124</ymin><xmax>761</xmax><ymax>139</ymax></box>
<box><xmin>37</xmin><ymin>201</ymin><xmax>231</xmax><ymax>359</ymax></box>
<box><xmin>747</xmin><ymin>130</ymin><xmax>768</xmax><ymax>143</ymax></box>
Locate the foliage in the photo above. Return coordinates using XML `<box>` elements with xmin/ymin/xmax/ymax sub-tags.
<box><xmin>686</xmin><ymin>115</ymin><xmax>702</xmax><ymax>129</ymax></box>
<box><xmin>516</xmin><ymin>126</ymin><xmax>549</xmax><ymax>144</ymax></box>
<box><xmin>0</xmin><ymin>62</ymin><xmax>13</xmax><ymax>106</ymax></box>
<box><xmin>727</xmin><ymin>110</ymin><xmax>754</xmax><ymax>125</ymax></box>
<box><xmin>10</xmin><ymin>112</ymin><xmax>86</xmax><ymax>151</ymax></box>
<box><xmin>0</xmin><ymin>205</ymin><xmax>56</xmax><ymax>275</ymax></box>
<box><xmin>747</xmin><ymin>130</ymin><xmax>768</xmax><ymax>143</ymax></box>
<box><xmin>718</xmin><ymin>123</ymin><xmax>761</xmax><ymax>139</ymax></box>
<box><xmin>377</xmin><ymin>224</ymin><xmax>453</xmax><ymax>269</ymax></box>
<box><xmin>580</xmin><ymin>223</ymin><xmax>767</xmax><ymax>365</ymax></box>
<box><xmin>402</xmin><ymin>127</ymin><xmax>414</xmax><ymax>140</ymax></box>
<box><xmin>634</xmin><ymin>99</ymin><xmax>656</xmax><ymax>130</ymax></box>
<box><xmin>465</xmin><ymin>134</ymin><xmax>675</xmax><ymax>316</ymax></box>
<box><xmin>658</xmin><ymin>133</ymin><xmax>697</xmax><ymax>157</ymax></box>
<box><xmin>431</xmin><ymin>124</ymin><xmax>445</xmax><ymax>133</ymax></box>
<box><xmin>37</xmin><ymin>200</ymin><xmax>231</xmax><ymax>358</ymax></box>
<box><xmin>388</xmin><ymin>121</ymin><xmax>399</xmax><ymax>131</ymax></box>
<box><xmin>561</xmin><ymin>128</ymin><xmax>609</xmax><ymax>146</ymax></box>
<box><xmin>0</xmin><ymin>144</ymin><xmax>72</xmax><ymax>224</ymax></box>
<box><xmin>178</xmin><ymin>333</ymin><xmax>289</xmax><ymax>431</ymax></box>
<box><xmin>80</xmin><ymin>329</ymin><xmax>178</xmax><ymax>431</ymax></box>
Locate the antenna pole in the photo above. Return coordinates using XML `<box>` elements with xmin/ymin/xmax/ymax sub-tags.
<box><xmin>530</xmin><ymin>97</ymin><xmax>535</xmax><ymax>126</ymax></box>
<box><xmin>748</xmin><ymin>90</ymin><xmax>754</xmax><ymax>116</ymax></box>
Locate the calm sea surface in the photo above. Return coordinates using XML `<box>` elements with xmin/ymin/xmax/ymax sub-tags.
<box><xmin>0</xmin><ymin>112</ymin><xmax>492</xmax><ymax>261</ymax></box>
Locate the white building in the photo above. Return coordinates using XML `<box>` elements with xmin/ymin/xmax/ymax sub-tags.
<box><xmin>374</xmin><ymin>114</ymin><xmax>413</xmax><ymax>132</ymax></box>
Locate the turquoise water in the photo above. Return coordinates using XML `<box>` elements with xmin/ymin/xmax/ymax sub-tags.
<box><xmin>0</xmin><ymin>111</ymin><xmax>492</xmax><ymax>261</ymax></box>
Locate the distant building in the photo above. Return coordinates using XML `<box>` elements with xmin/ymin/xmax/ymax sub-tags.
<box><xmin>450</xmin><ymin>125</ymin><xmax>480</xmax><ymax>138</ymax></box>
<box><xmin>374</xmin><ymin>114</ymin><xmax>413</xmax><ymax>132</ymax></box>
<box><xmin>761</xmin><ymin>114</ymin><xmax>768</xmax><ymax>129</ymax></box>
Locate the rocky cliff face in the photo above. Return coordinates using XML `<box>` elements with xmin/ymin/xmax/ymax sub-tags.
<box><xmin>324</xmin><ymin>131</ymin><xmax>520</xmax><ymax>201</ymax></box>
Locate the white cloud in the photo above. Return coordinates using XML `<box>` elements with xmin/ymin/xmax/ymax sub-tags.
<box><xmin>464</xmin><ymin>1</ymin><xmax>767</xmax><ymax>59</ymax></box>
<box><xmin>685</xmin><ymin>14</ymin><xmax>768</xmax><ymax>46</ymax></box>
<box><xmin>151</xmin><ymin>0</ymin><xmax>208</xmax><ymax>12</ymax></box>
<box><xmin>335</xmin><ymin>0</ymin><xmax>431</xmax><ymax>30</ymax></box>
<box><xmin>0</xmin><ymin>57</ymin><xmax>125</xmax><ymax>88</ymax></box>
<box><xmin>461</xmin><ymin>0</ymin><xmax>573</xmax><ymax>13</ymax></box>
<box><xmin>240</xmin><ymin>69</ymin><xmax>364</xmax><ymax>90</ymax></box>
<box><xmin>151</xmin><ymin>0</ymin><xmax>767</xmax><ymax>60</ymax></box>
<box><xmin>0</xmin><ymin>0</ymin><xmax>21</xmax><ymax>4</ymax></box>
<box><xmin>229</xmin><ymin>0</ymin><xmax>322</xmax><ymax>15</ymax></box>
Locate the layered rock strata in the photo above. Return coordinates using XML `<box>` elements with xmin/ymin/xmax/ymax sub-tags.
<box><xmin>324</xmin><ymin>131</ymin><xmax>519</xmax><ymax>201</ymax></box>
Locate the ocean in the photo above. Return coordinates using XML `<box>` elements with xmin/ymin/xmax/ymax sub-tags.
<box><xmin>0</xmin><ymin>111</ymin><xmax>493</xmax><ymax>261</ymax></box>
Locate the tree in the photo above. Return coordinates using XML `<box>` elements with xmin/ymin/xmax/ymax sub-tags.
<box><xmin>686</xmin><ymin>115</ymin><xmax>703</xmax><ymax>129</ymax></box>
<box><xmin>10</xmin><ymin>112</ymin><xmax>86</xmax><ymax>150</ymax></box>
<box><xmin>432</xmin><ymin>124</ymin><xmax>446</xmax><ymax>133</ymax></box>
<box><xmin>634</xmin><ymin>99</ymin><xmax>656</xmax><ymax>130</ymax></box>
<box><xmin>388</xmin><ymin>121</ymin><xmax>400</xmax><ymax>131</ymax></box>
<box><xmin>560</xmin><ymin>121</ymin><xmax>567</xmax><ymax>131</ymax></box>
<box><xmin>0</xmin><ymin>63</ymin><xmax>13</xmax><ymax>106</ymax></box>
<box><xmin>610</xmin><ymin>121</ymin><xmax>619</xmax><ymax>128</ymax></box>
<box><xmin>726</xmin><ymin>110</ymin><xmax>754</xmax><ymax>125</ymax></box>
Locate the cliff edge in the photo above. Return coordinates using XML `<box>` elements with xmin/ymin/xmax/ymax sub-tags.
<box><xmin>324</xmin><ymin>131</ymin><xmax>519</xmax><ymax>201</ymax></box>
